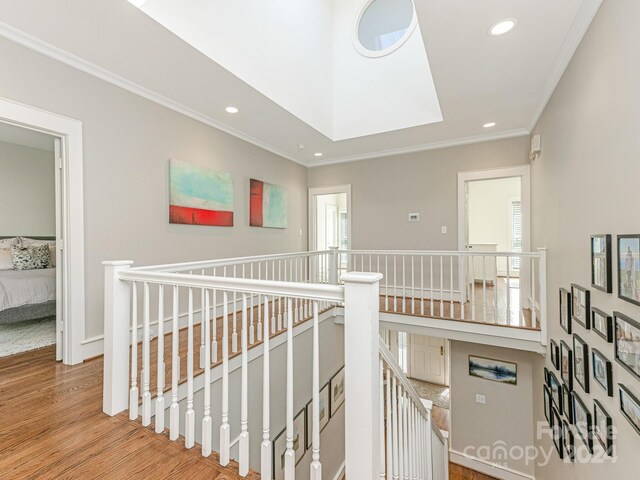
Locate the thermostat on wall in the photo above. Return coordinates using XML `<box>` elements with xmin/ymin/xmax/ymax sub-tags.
<box><xmin>408</xmin><ymin>213</ymin><xmax>420</xmax><ymax>222</ymax></box>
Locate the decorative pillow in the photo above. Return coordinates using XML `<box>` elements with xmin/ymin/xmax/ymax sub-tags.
<box><xmin>0</xmin><ymin>247</ymin><xmax>13</xmax><ymax>271</ymax></box>
<box><xmin>0</xmin><ymin>237</ymin><xmax>18</xmax><ymax>247</ymax></box>
<box><xmin>11</xmin><ymin>244</ymin><xmax>51</xmax><ymax>271</ymax></box>
<box><xmin>49</xmin><ymin>244</ymin><xmax>56</xmax><ymax>268</ymax></box>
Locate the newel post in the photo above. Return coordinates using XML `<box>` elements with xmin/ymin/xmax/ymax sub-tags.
<box><xmin>342</xmin><ymin>271</ymin><xmax>383</xmax><ymax>480</ymax></box>
<box><xmin>102</xmin><ymin>260</ymin><xmax>134</xmax><ymax>416</ymax></box>
<box><xmin>538</xmin><ymin>248</ymin><xmax>548</xmax><ymax>346</ymax></box>
<box><xmin>329</xmin><ymin>246</ymin><xmax>339</xmax><ymax>285</ymax></box>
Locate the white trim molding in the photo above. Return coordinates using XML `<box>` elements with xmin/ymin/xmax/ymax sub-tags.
<box><xmin>0</xmin><ymin>96</ymin><xmax>85</xmax><ymax>365</ymax></box>
<box><xmin>450</xmin><ymin>450</ymin><xmax>535</xmax><ymax>480</ymax></box>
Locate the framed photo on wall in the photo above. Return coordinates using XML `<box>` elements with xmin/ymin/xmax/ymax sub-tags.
<box><xmin>591</xmin><ymin>234</ymin><xmax>612</xmax><ymax>293</ymax></box>
<box><xmin>549</xmin><ymin>371</ymin><xmax>562</xmax><ymax>411</ymax></box>
<box><xmin>544</xmin><ymin>367</ymin><xmax>550</xmax><ymax>387</ymax></box>
<box><xmin>592</xmin><ymin>308</ymin><xmax>613</xmax><ymax>343</ymax></box>
<box><xmin>619</xmin><ymin>384</ymin><xmax>640</xmax><ymax>436</ymax></box>
<box><xmin>543</xmin><ymin>385</ymin><xmax>552</xmax><ymax>425</ymax></box>
<box><xmin>305</xmin><ymin>383</ymin><xmax>330</xmax><ymax>449</ymax></box>
<box><xmin>560</xmin><ymin>340</ymin><xmax>573</xmax><ymax>391</ymax></box>
<box><xmin>272</xmin><ymin>409</ymin><xmax>307</xmax><ymax>480</ymax></box>
<box><xmin>592</xmin><ymin>348</ymin><xmax>613</xmax><ymax>396</ymax></box>
<box><xmin>552</xmin><ymin>407</ymin><xmax>564</xmax><ymax>459</ymax></box>
<box><xmin>618</xmin><ymin>235</ymin><xmax>640</xmax><ymax>306</ymax></box>
<box><xmin>550</xmin><ymin>340</ymin><xmax>560</xmax><ymax>370</ymax></box>
<box><xmin>560</xmin><ymin>288</ymin><xmax>572</xmax><ymax>334</ymax></box>
<box><xmin>562</xmin><ymin>419</ymin><xmax>575</xmax><ymax>462</ymax></box>
<box><xmin>614</xmin><ymin>312</ymin><xmax>640</xmax><ymax>381</ymax></box>
<box><xmin>573</xmin><ymin>392</ymin><xmax>593</xmax><ymax>453</ymax></box>
<box><xmin>571</xmin><ymin>284</ymin><xmax>590</xmax><ymax>329</ymax></box>
<box><xmin>573</xmin><ymin>334</ymin><xmax>590</xmax><ymax>393</ymax></box>
<box><xmin>593</xmin><ymin>400</ymin><xmax>613</xmax><ymax>456</ymax></box>
<box><xmin>562</xmin><ymin>383</ymin><xmax>573</xmax><ymax>422</ymax></box>
<box><xmin>330</xmin><ymin>368</ymin><xmax>345</xmax><ymax>417</ymax></box>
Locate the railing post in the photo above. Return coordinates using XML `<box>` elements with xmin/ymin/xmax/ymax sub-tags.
<box><xmin>102</xmin><ymin>260</ymin><xmax>134</xmax><ymax>416</ymax></box>
<box><xmin>342</xmin><ymin>271</ymin><xmax>383</xmax><ymax>480</ymax></box>
<box><xmin>329</xmin><ymin>246</ymin><xmax>339</xmax><ymax>285</ymax></box>
<box><xmin>538</xmin><ymin>248</ymin><xmax>548</xmax><ymax>346</ymax></box>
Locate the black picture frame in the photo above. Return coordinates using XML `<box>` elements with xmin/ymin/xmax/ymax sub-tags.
<box><xmin>592</xmin><ymin>348</ymin><xmax>613</xmax><ymax>396</ymax></box>
<box><xmin>560</xmin><ymin>287</ymin><xmax>572</xmax><ymax>334</ymax></box>
<box><xmin>549</xmin><ymin>371</ymin><xmax>562</xmax><ymax>411</ymax></box>
<box><xmin>552</xmin><ymin>407</ymin><xmax>564</xmax><ymax>459</ymax></box>
<box><xmin>573</xmin><ymin>334</ymin><xmax>590</xmax><ymax>393</ymax></box>
<box><xmin>543</xmin><ymin>385</ymin><xmax>552</xmax><ymax>426</ymax></box>
<box><xmin>617</xmin><ymin>234</ymin><xmax>640</xmax><ymax>307</ymax></box>
<box><xmin>562</xmin><ymin>419</ymin><xmax>575</xmax><ymax>462</ymax></box>
<box><xmin>550</xmin><ymin>339</ymin><xmax>560</xmax><ymax>370</ymax></box>
<box><xmin>571</xmin><ymin>284</ymin><xmax>591</xmax><ymax>329</ymax></box>
<box><xmin>560</xmin><ymin>340</ymin><xmax>573</xmax><ymax>391</ymax></box>
<box><xmin>593</xmin><ymin>399</ymin><xmax>613</xmax><ymax>456</ymax></box>
<box><xmin>573</xmin><ymin>392</ymin><xmax>593</xmax><ymax>453</ymax></box>
<box><xmin>562</xmin><ymin>383</ymin><xmax>573</xmax><ymax>422</ymax></box>
<box><xmin>544</xmin><ymin>367</ymin><xmax>550</xmax><ymax>387</ymax></box>
<box><xmin>591</xmin><ymin>234</ymin><xmax>612</xmax><ymax>293</ymax></box>
<box><xmin>619</xmin><ymin>384</ymin><xmax>640</xmax><ymax>436</ymax></box>
<box><xmin>614</xmin><ymin>311</ymin><xmax>640</xmax><ymax>381</ymax></box>
<box><xmin>591</xmin><ymin>307</ymin><xmax>613</xmax><ymax>343</ymax></box>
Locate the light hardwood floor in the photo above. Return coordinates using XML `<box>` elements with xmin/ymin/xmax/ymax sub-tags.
<box><xmin>0</xmin><ymin>345</ymin><xmax>258</xmax><ymax>479</ymax></box>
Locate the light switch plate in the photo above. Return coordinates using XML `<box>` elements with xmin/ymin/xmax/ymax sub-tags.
<box><xmin>475</xmin><ymin>394</ymin><xmax>486</xmax><ymax>405</ymax></box>
<box><xmin>408</xmin><ymin>213</ymin><xmax>420</xmax><ymax>222</ymax></box>
<box><xmin>441</xmin><ymin>226</ymin><xmax>448</xmax><ymax>234</ymax></box>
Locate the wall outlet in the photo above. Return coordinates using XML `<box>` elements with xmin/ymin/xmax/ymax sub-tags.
<box><xmin>475</xmin><ymin>394</ymin><xmax>486</xmax><ymax>405</ymax></box>
<box><xmin>408</xmin><ymin>213</ymin><xmax>420</xmax><ymax>222</ymax></box>
<box><xmin>441</xmin><ymin>226</ymin><xmax>447</xmax><ymax>234</ymax></box>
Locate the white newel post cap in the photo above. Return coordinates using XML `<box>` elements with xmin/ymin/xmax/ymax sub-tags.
<box><xmin>340</xmin><ymin>272</ymin><xmax>383</xmax><ymax>284</ymax></box>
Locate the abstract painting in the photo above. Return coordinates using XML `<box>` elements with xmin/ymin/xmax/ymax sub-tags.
<box><xmin>250</xmin><ymin>179</ymin><xmax>287</xmax><ymax>229</ymax></box>
<box><xmin>468</xmin><ymin>355</ymin><xmax>517</xmax><ymax>385</ymax></box>
<box><xmin>169</xmin><ymin>159</ymin><xmax>233</xmax><ymax>226</ymax></box>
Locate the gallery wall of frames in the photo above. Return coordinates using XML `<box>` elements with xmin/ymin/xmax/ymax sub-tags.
<box><xmin>544</xmin><ymin>234</ymin><xmax>640</xmax><ymax>461</ymax></box>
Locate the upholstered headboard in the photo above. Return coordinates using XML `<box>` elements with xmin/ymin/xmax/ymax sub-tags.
<box><xmin>0</xmin><ymin>236</ymin><xmax>56</xmax><ymax>241</ymax></box>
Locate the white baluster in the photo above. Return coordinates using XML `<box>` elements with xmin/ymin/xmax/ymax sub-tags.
<box><xmin>403</xmin><ymin>391</ymin><xmax>409</xmax><ymax>480</ymax></box>
<box><xmin>238</xmin><ymin>293</ymin><xmax>250</xmax><ymax>476</ymax></box>
<box><xmin>506</xmin><ymin>256</ymin><xmax>511</xmax><ymax>324</ymax></box>
<box><xmin>141</xmin><ymin>282</ymin><xmax>151</xmax><ymax>426</ymax></box>
<box><xmin>385</xmin><ymin>255</ymin><xmax>389</xmax><ymax>311</ymax></box>
<box><xmin>420</xmin><ymin>256</ymin><xmax>425</xmax><ymax>316</ymax></box>
<box><xmin>257</xmin><ymin>263</ymin><xmax>263</xmax><ymax>342</ymax></box>
<box><xmin>393</xmin><ymin>256</ymin><xmax>398</xmax><ymax>312</ymax></box>
<box><xmin>185</xmin><ymin>288</ymin><xmax>195</xmax><ymax>448</ymax></box>
<box><xmin>155</xmin><ymin>284</ymin><xmax>165</xmax><ymax>434</ymax></box>
<box><xmin>261</xmin><ymin>297</ymin><xmax>272</xmax><ymax>480</ymax></box>
<box><xmin>450</xmin><ymin>256</ymin><xmax>454</xmax><ymax>319</ymax></box>
<box><xmin>471</xmin><ymin>252</ymin><xmax>476</xmax><ymax>321</ymax></box>
<box><xmin>531</xmin><ymin>256</ymin><xmax>537</xmax><ymax>327</ymax></box>
<box><xmin>284</xmin><ymin>298</ymin><xmax>295</xmax><ymax>479</ymax></box>
<box><xmin>430</xmin><ymin>257</ymin><xmax>434</xmax><ymax>317</ymax></box>
<box><xmin>386</xmin><ymin>368</ymin><xmax>393</xmax><ymax>480</ymax></box>
<box><xmin>199</xmin><ymin>274</ymin><xmax>206</xmax><ymax>368</ymax></box>
<box><xmin>129</xmin><ymin>282</ymin><xmax>139</xmax><ymax>420</ymax></box>
<box><xmin>250</xmin><ymin>264</ymin><xmax>255</xmax><ymax>344</ymax></box>
<box><xmin>379</xmin><ymin>359</ymin><xmax>386</xmax><ymax>479</ymax></box>
<box><xmin>439</xmin><ymin>257</ymin><xmax>444</xmax><ymax>318</ymax></box>
<box><xmin>232</xmin><ymin>265</ymin><xmax>238</xmax><ymax>353</ymax></box>
<box><xmin>482</xmin><ymin>255</ymin><xmax>487</xmax><ymax>322</ymax></box>
<box><xmin>310</xmin><ymin>301</ymin><xmax>322</xmax><ymax>480</ymax></box>
<box><xmin>169</xmin><ymin>285</ymin><xmax>180</xmax><ymax>440</ymax></box>
<box><xmin>212</xmin><ymin>281</ymin><xmax>218</xmax><ymax>363</ymax></box>
<box><xmin>392</xmin><ymin>377</ymin><xmax>400</xmax><ymax>480</ymax></box>
<box><xmin>398</xmin><ymin>385</ymin><xmax>404</xmax><ymax>480</ymax></box>
<box><xmin>402</xmin><ymin>255</ymin><xmax>406</xmax><ymax>313</ymax></box>
<box><xmin>411</xmin><ymin>256</ymin><xmax>415</xmax><ymax>315</ymax></box>
<box><xmin>202</xmin><ymin>289</ymin><xmax>212</xmax><ymax>457</ymax></box>
<box><xmin>220</xmin><ymin>291</ymin><xmax>231</xmax><ymax>465</ymax></box>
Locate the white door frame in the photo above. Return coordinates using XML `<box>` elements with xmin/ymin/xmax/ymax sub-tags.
<box><xmin>308</xmin><ymin>185</ymin><xmax>352</xmax><ymax>251</ymax></box>
<box><xmin>0</xmin><ymin>96</ymin><xmax>85</xmax><ymax>365</ymax></box>
<box><xmin>457</xmin><ymin>165</ymin><xmax>531</xmax><ymax>304</ymax></box>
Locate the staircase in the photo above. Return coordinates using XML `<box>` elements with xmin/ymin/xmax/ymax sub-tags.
<box><xmin>101</xmin><ymin>248</ymin><xmax>547</xmax><ymax>479</ymax></box>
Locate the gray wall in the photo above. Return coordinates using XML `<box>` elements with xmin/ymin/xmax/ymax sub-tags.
<box><xmin>308</xmin><ymin>137</ymin><xmax>529</xmax><ymax>250</ymax></box>
<box><xmin>0</xmin><ymin>140</ymin><xmax>55</xmax><ymax>236</ymax></box>
<box><xmin>0</xmin><ymin>38</ymin><xmax>308</xmax><ymax>340</ymax></box>
<box><xmin>450</xmin><ymin>341</ymin><xmax>535</xmax><ymax>477</ymax></box>
<box><xmin>531</xmin><ymin>0</ymin><xmax>640</xmax><ymax>477</ymax></box>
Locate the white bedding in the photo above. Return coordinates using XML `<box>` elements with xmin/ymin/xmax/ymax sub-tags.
<box><xmin>0</xmin><ymin>268</ymin><xmax>56</xmax><ymax>312</ymax></box>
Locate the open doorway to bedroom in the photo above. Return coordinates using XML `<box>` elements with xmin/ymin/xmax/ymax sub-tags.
<box><xmin>0</xmin><ymin>122</ymin><xmax>60</xmax><ymax>359</ymax></box>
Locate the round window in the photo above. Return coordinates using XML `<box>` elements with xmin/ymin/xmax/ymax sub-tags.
<box><xmin>355</xmin><ymin>0</ymin><xmax>416</xmax><ymax>57</ymax></box>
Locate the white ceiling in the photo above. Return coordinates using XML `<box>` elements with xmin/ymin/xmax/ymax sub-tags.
<box><xmin>0</xmin><ymin>121</ymin><xmax>55</xmax><ymax>152</ymax></box>
<box><xmin>0</xmin><ymin>0</ymin><xmax>601</xmax><ymax>166</ymax></box>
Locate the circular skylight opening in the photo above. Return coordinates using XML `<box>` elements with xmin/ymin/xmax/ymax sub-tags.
<box><xmin>355</xmin><ymin>0</ymin><xmax>417</xmax><ymax>58</ymax></box>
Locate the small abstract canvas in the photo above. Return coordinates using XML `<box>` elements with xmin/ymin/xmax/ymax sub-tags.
<box><xmin>250</xmin><ymin>179</ymin><xmax>287</xmax><ymax>229</ymax></box>
<box><xmin>469</xmin><ymin>355</ymin><xmax>517</xmax><ymax>385</ymax></box>
<box><xmin>169</xmin><ymin>160</ymin><xmax>233</xmax><ymax>227</ymax></box>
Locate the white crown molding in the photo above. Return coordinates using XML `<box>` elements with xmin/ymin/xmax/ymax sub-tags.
<box><xmin>526</xmin><ymin>0</ymin><xmax>603</xmax><ymax>131</ymax></box>
<box><xmin>0</xmin><ymin>21</ymin><xmax>307</xmax><ymax>167</ymax></box>
<box><xmin>308</xmin><ymin>128</ymin><xmax>530</xmax><ymax>168</ymax></box>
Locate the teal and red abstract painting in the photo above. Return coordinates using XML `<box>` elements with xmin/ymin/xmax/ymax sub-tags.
<box><xmin>169</xmin><ymin>159</ymin><xmax>234</xmax><ymax>226</ymax></box>
<box><xmin>250</xmin><ymin>179</ymin><xmax>287</xmax><ymax>229</ymax></box>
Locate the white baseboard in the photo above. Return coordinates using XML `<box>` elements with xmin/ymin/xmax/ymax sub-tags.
<box><xmin>332</xmin><ymin>462</ymin><xmax>345</xmax><ymax>480</ymax></box>
<box><xmin>450</xmin><ymin>450</ymin><xmax>535</xmax><ymax>480</ymax></box>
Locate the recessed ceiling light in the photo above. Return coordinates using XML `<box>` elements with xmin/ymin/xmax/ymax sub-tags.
<box><xmin>314</xmin><ymin>152</ymin><xmax>323</xmax><ymax>157</ymax></box>
<box><xmin>483</xmin><ymin>122</ymin><xmax>496</xmax><ymax>128</ymax></box>
<box><xmin>489</xmin><ymin>19</ymin><xmax>517</xmax><ymax>36</ymax></box>
<box><xmin>225</xmin><ymin>106</ymin><xmax>239</xmax><ymax>114</ymax></box>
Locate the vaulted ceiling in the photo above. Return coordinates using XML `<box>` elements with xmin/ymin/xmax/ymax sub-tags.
<box><xmin>0</xmin><ymin>0</ymin><xmax>602</xmax><ymax>165</ymax></box>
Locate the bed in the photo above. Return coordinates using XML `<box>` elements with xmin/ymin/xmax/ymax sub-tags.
<box><xmin>0</xmin><ymin>236</ymin><xmax>56</xmax><ymax>325</ymax></box>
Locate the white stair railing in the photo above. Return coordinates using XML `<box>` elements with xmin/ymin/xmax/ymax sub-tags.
<box><xmin>103</xmin><ymin>260</ymin><xmax>344</xmax><ymax>478</ymax></box>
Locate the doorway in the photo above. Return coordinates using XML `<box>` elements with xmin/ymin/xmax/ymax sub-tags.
<box><xmin>0</xmin><ymin>97</ymin><xmax>85</xmax><ymax>365</ymax></box>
